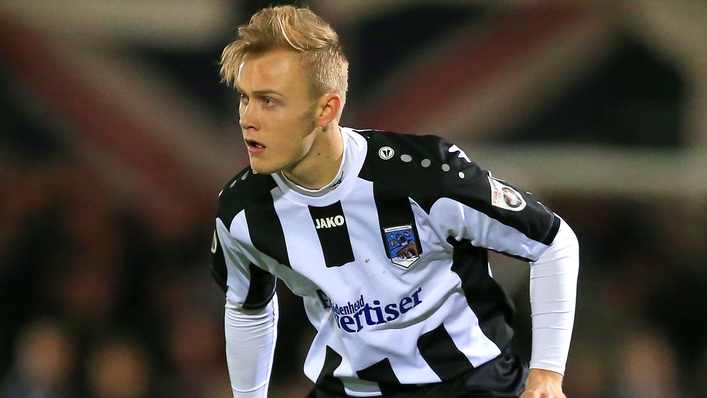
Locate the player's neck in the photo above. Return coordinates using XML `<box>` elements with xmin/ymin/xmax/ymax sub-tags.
<box><xmin>283</xmin><ymin>124</ymin><xmax>343</xmax><ymax>190</ymax></box>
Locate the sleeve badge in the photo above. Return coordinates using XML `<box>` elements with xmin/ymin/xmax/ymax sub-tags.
<box><xmin>488</xmin><ymin>176</ymin><xmax>527</xmax><ymax>212</ymax></box>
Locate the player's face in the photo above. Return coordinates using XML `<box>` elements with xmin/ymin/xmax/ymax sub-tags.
<box><xmin>236</xmin><ymin>49</ymin><xmax>320</xmax><ymax>176</ymax></box>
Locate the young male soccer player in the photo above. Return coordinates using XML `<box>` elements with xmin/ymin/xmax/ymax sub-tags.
<box><xmin>211</xmin><ymin>5</ymin><xmax>579</xmax><ymax>398</ymax></box>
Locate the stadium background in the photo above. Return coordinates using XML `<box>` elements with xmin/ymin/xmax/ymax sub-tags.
<box><xmin>1</xmin><ymin>0</ymin><xmax>706</xmax><ymax>397</ymax></box>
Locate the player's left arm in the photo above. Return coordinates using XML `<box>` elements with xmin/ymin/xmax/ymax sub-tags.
<box><xmin>432</xmin><ymin>138</ymin><xmax>579</xmax><ymax>395</ymax></box>
<box><xmin>522</xmin><ymin>218</ymin><xmax>579</xmax><ymax>397</ymax></box>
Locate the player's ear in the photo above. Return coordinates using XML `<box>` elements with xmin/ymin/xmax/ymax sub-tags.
<box><xmin>315</xmin><ymin>93</ymin><xmax>341</xmax><ymax>128</ymax></box>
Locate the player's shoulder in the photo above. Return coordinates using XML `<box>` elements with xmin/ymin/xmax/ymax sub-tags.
<box><xmin>352</xmin><ymin>129</ymin><xmax>466</xmax><ymax>211</ymax></box>
<box><xmin>353</xmin><ymin>128</ymin><xmax>483</xmax><ymax>180</ymax></box>
<box><xmin>353</xmin><ymin>129</ymin><xmax>452</xmax><ymax>163</ymax></box>
<box><xmin>216</xmin><ymin>166</ymin><xmax>277</xmax><ymax>223</ymax></box>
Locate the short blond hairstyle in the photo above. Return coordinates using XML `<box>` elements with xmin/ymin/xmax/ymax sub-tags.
<box><xmin>220</xmin><ymin>6</ymin><xmax>349</xmax><ymax>106</ymax></box>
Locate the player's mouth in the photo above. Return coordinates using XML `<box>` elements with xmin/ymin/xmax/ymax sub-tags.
<box><xmin>246</xmin><ymin>139</ymin><xmax>266</xmax><ymax>154</ymax></box>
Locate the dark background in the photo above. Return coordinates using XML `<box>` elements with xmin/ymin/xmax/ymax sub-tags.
<box><xmin>1</xmin><ymin>1</ymin><xmax>706</xmax><ymax>397</ymax></box>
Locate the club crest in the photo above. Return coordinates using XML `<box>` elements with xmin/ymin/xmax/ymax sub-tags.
<box><xmin>383</xmin><ymin>225</ymin><xmax>420</xmax><ymax>268</ymax></box>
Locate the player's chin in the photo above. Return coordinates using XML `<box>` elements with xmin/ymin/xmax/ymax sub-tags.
<box><xmin>248</xmin><ymin>158</ymin><xmax>279</xmax><ymax>175</ymax></box>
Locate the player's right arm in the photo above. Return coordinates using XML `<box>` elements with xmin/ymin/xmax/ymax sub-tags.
<box><xmin>224</xmin><ymin>295</ymin><xmax>278</xmax><ymax>398</ymax></box>
<box><xmin>212</xmin><ymin>216</ymin><xmax>278</xmax><ymax>398</ymax></box>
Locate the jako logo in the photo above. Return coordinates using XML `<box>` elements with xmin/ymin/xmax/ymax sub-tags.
<box><xmin>315</xmin><ymin>215</ymin><xmax>345</xmax><ymax>229</ymax></box>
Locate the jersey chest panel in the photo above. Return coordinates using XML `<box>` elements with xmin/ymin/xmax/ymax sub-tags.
<box><xmin>270</xmin><ymin>177</ymin><xmax>456</xmax><ymax>309</ymax></box>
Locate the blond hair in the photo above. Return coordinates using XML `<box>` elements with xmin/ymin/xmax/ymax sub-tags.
<box><xmin>220</xmin><ymin>6</ymin><xmax>349</xmax><ymax>106</ymax></box>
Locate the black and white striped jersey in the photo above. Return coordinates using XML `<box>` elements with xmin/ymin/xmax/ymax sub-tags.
<box><xmin>211</xmin><ymin>127</ymin><xmax>561</xmax><ymax>396</ymax></box>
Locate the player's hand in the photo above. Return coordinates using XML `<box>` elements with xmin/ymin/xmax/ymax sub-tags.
<box><xmin>520</xmin><ymin>368</ymin><xmax>566</xmax><ymax>398</ymax></box>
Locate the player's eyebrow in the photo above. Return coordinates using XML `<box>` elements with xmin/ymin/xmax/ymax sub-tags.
<box><xmin>235</xmin><ymin>85</ymin><xmax>284</xmax><ymax>98</ymax></box>
<box><xmin>252</xmin><ymin>90</ymin><xmax>284</xmax><ymax>98</ymax></box>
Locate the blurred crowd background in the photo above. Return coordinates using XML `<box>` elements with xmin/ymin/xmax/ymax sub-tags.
<box><xmin>1</xmin><ymin>0</ymin><xmax>707</xmax><ymax>397</ymax></box>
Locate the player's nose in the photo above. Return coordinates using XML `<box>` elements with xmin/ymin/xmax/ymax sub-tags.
<box><xmin>239</xmin><ymin>103</ymin><xmax>258</xmax><ymax>130</ymax></box>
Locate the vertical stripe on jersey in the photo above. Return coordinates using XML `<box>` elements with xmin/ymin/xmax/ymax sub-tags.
<box><xmin>357</xmin><ymin>358</ymin><xmax>418</xmax><ymax>395</ymax></box>
<box><xmin>308</xmin><ymin>202</ymin><xmax>355</xmax><ymax>267</ymax></box>
<box><xmin>242</xmin><ymin>263</ymin><xmax>277</xmax><ymax>310</ymax></box>
<box><xmin>244</xmin><ymin>193</ymin><xmax>291</xmax><ymax>268</ymax></box>
<box><xmin>417</xmin><ymin>323</ymin><xmax>474</xmax><ymax>381</ymax></box>
<box><xmin>315</xmin><ymin>346</ymin><xmax>346</xmax><ymax>395</ymax></box>
<box><xmin>372</xmin><ymin>184</ymin><xmax>423</xmax><ymax>259</ymax></box>
<box><xmin>448</xmin><ymin>237</ymin><xmax>515</xmax><ymax>351</ymax></box>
